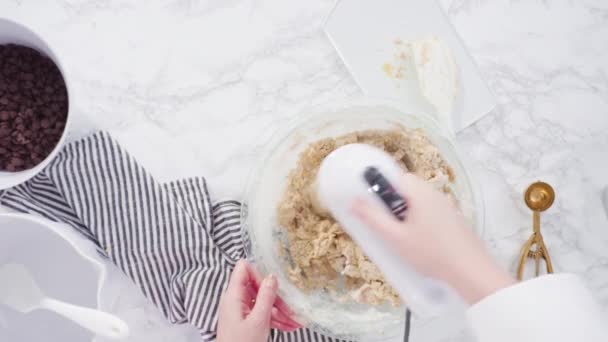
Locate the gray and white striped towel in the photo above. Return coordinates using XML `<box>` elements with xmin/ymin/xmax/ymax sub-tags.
<box><xmin>0</xmin><ymin>131</ymin><xmax>345</xmax><ymax>342</ymax></box>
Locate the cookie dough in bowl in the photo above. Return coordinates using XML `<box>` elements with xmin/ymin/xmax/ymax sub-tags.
<box><xmin>278</xmin><ymin>129</ymin><xmax>455</xmax><ymax>307</ymax></box>
<box><xmin>241</xmin><ymin>103</ymin><xmax>483</xmax><ymax>340</ymax></box>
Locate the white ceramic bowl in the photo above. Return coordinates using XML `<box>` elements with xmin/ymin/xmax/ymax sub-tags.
<box><xmin>0</xmin><ymin>18</ymin><xmax>72</xmax><ymax>189</ymax></box>
<box><xmin>0</xmin><ymin>214</ymin><xmax>107</xmax><ymax>341</ymax></box>
<box><xmin>242</xmin><ymin>100</ymin><xmax>484</xmax><ymax>340</ymax></box>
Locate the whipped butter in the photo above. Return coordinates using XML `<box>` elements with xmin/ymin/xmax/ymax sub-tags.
<box><xmin>384</xmin><ymin>37</ymin><xmax>459</xmax><ymax>130</ymax></box>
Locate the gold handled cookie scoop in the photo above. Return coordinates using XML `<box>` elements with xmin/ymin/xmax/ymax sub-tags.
<box><xmin>516</xmin><ymin>181</ymin><xmax>555</xmax><ymax>280</ymax></box>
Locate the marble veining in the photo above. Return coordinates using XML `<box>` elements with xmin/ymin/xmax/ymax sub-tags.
<box><xmin>1</xmin><ymin>0</ymin><xmax>608</xmax><ymax>341</ymax></box>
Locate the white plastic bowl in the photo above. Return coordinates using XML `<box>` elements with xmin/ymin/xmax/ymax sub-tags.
<box><xmin>0</xmin><ymin>214</ymin><xmax>107</xmax><ymax>341</ymax></box>
<box><xmin>0</xmin><ymin>18</ymin><xmax>72</xmax><ymax>189</ymax></box>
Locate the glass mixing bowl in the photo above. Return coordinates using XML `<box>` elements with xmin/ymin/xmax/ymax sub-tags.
<box><xmin>241</xmin><ymin>102</ymin><xmax>484</xmax><ymax>340</ymax></box>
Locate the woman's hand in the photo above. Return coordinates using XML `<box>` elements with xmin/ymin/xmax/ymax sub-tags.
<box><xmin>351</xmin><ymin>173</ymin><xmax>516</xmax><ymax>304</ymax></box>
<box><xmin>217</xmin><ymin>260</ymin><xmax>302</xmax><ymax>342</ymax></box>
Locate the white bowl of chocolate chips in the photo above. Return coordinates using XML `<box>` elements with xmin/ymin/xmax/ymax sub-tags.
<box><xmin>0</xmin><ymin>18</ymin><xmax>72</xmax><ymax>190</ymax></box>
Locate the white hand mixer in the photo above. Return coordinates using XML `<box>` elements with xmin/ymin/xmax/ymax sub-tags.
<box><xmin>316</xmin><ymin>144</ymin><xmax>465</xmax><ymax>323</ymax></box>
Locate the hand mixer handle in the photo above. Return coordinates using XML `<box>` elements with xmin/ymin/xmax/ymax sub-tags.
<box><xmin>317</xmin><ymin>144</ymin><xmax>466</xmax><ymax>318</ymax></box>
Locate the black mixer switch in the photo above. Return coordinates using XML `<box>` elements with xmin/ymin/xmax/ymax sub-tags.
<box><xmin>363</xmin><ymin>166</ymin><xmax>407</xmax><ymax>221</ymax></box>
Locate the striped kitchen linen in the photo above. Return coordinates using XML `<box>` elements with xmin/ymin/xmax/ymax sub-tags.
<box><xmin>0</xmin><ymin>131</ymin><xmax>346</xmax><ymax>342</ymax></box>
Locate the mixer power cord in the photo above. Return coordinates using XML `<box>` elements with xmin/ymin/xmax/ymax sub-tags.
<box><xmin>403</xmin><ymin>309</ymin><xmax>412</xmax><ymax>342</ymax></box>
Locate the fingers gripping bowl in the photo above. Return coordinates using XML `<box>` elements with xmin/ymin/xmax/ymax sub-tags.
<box><xmin>241</xmin><ymin>104</ymin><xmax>483</xmax><ymax>339</ymax></box>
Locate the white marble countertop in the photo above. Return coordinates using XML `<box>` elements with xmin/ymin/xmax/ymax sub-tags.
<box><xmin>2</xmin><ymin>0</ymin><xmax>608</xmax><ymax>341</ymax></box>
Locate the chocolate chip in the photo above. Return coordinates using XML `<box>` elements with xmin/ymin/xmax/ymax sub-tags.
<box><xmin>0</xmin><ymin>44</ymin><xmax>68</xmax><ymax>172</ymax></box>
<box><xmin>40</xmin><ymin>118</ymin><xmax>50</xmax><ymax>129</ymax></box>
<box><xmin>11</xmin><ymin>157</ymin><xmax>24</xmax><ymax>166</ymax></box>
<box><xmin>0</xmin><ymin>126</ymin><xmax>10</xmax><ymax>138</ymax></box>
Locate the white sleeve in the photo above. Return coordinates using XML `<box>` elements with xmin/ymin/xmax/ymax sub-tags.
<box><xmin>466</xmin><ymin>274</ymin><xmax>608</xmax><ymax>342</ymax></box>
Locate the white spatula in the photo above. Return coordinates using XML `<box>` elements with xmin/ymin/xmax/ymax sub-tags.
<box><xmin>0</xmin><ymin>263</ymin><xmax>129</xmax><ymax>339</ymax></box>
